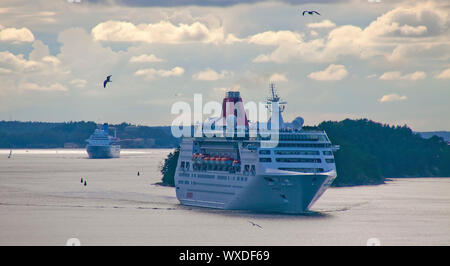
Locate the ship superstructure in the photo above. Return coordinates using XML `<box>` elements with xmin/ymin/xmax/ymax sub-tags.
<box><xmin>174</xmin><ymin>85</ymin><xmax>338</xmax><ymax>213</ymax></box>
<box><xmin>86</xmin><ymin>123</ymin><xmax>120</xmax><ymax>159</ymax></box>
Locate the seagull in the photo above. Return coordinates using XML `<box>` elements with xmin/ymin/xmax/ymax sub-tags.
<box><xmin>302</xmin><ymin>10</ymin><xmax>320</xmax><ymax>16</ymax></box>
<box><xmin>248</xmin><ymin>221</ymin><xmax>263</xmax><ymax>229</ymax></box>
<box><xmin>103</xmin><ymin>75</ymin><xmax>112</xmax><ymax>88</ymax></box>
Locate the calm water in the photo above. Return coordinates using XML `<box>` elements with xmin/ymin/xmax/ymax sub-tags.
<box><xmin>0</xmin><ymin>149</ymin><xmax>449</xmax><ymax>246</ymax></box>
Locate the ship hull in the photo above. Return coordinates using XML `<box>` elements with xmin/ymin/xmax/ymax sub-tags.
<box><xmin>175</xmin><ymin>171</ymin><xmax>336</xmax><ymax>214</ymax></box>
<box><xmin>86</xmin><ymin>145</ymin><xmax>120</xmax><ymax>159</ymax></box>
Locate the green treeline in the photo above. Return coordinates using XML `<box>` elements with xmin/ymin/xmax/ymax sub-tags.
<box><xmin>160</xmin><ymin>119</ymin><xmax>450</xmax><ymax>187</ymax></box>
<box><xmin>0</xmin><ymin>121</ymin><xmax>179</xmax><ymax>148</ymax></box>
<box><xmin>319</xmin><ymin>119</ymin><xmax>450</xmax><ymax>186</ymax></box>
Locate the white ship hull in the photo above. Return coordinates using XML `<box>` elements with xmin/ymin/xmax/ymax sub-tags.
<box><xmin>176</xmin><ymin>170</ymin><xmax>336</xmax><ymax>213</ymax></box>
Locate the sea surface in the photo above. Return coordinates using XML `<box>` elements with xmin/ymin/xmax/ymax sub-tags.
<box><xmin>0</xmin><ymin>149</ymin><xmax>449</xmax><ymax>246</ymax></box>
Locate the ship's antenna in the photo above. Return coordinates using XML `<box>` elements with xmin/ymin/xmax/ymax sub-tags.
<box><xmin>271</xmin><ymin>82</ymin><xmax>275</xmax><ymax>100</ymax></box>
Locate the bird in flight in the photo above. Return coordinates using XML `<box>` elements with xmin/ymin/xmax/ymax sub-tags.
<box><xmin>103</xmin><ymin>75</ymin><xmax>112</xmax><ymax>88</ymax></box>
<box><xmin>302</xmin><ymin>10</ymin><xmax>320</xmax><ymax>16</ymax></box>
<box><xmin>248</xmin><ymin>221</ymin><xmax>263</xmax><ymax>229</ymax></box>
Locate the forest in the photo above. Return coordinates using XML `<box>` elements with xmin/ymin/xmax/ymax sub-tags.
<box><xmin>0</xmin><ymin>121</ymin><xmax>179</xmax><ymax>148</ymax></box>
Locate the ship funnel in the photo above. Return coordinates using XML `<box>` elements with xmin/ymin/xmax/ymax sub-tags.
<box><xmin>103</xmin><ymin>123</ymin><xmax>108</xmax><ymax>133</ymax></box>
<box><xmin>221</xmin><ymin>91</ymin><xmax>248</xmax><ymax>127</ymax></box>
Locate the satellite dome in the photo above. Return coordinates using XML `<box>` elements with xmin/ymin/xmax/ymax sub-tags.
<box><xmin>292</xmin><ymin>116</ymin><xmax>304</xmax><ymax>129</ymax></box>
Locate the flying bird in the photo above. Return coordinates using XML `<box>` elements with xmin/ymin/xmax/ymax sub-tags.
<box><xmin>248</xmin><ymin>221</ymin><xmax>263</xmax><ymax>229</ymax></box>
<box><xmin>103</xmin><ymin>75</ymin><xmax>112</xmax><ymax>88</ymax></box>
<box><xmin>302</xmin><ymin>10</ymin><xmax>320</xmax><ymax>16</ymax></box>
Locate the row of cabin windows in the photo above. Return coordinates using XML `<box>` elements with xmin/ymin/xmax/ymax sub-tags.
<box><xmin>259</xmin><ymin>150</ymin><xmax>333</xmax><ymax>155</ymax></box>
<box><xmin>277</xmin><ymin>143</ymin><xmax>331</xmax><ymax>148</ymax></box>
<box><xmin>260</xmin><ymin>158</ymin><xmax>321</xmax><ymax>163</ymax></box>
<box><xmin>276</xmin><ymin>158</ymin><xmax>322</xmax><ymax>163</ymax></box>
<box><xmin>260</xmin><ymin>158</ymin><xmax>335</xmax><ymax>163</ymax></box>
<box><xmin>278</xmin><ymin>167</ymin><xmax>325</xmax><ymax>173</ymax></box>
<box><xmin>278</xmin><ymin>134</ymin><xmax>328</xmax><ymax>141</ymax></box>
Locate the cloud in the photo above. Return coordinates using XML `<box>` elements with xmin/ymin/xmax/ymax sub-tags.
<box><xmin>307</xmin><ymin>20</ymin><xmax>336</xmax><ymax>29</ymax></box>
<box><xmin>22</xmin><ymin>82</ymin><xmax>68</xmax><ymax>92</ymax></box>
<box><xmin>364</xmin><ymin>3</ymin><xmax>448</xmax><ymax>38</ymax></box>
<box><xmin>379</xmin><ymin>93</ymin><xmax>407</xmax><ymax>102</ymax></box>
<box><xmin>269</xmin><ymin>73</ymin><xmax>288</xmax><ymax>82</ymax></box>
<box><xmin>248</xmin><ymin>30</ymin><xmax>303</xmax><ymax>46</ymax></box>
<box><xmin>0</xmin><ymin>67</ymin><xmax>12</xmax><ymax>74</ymax></box>
<box><xmin>308</xmin><ymin>64</ymin><xmax>348</xmax><ymax>81</ymax></box>
<box><xmin>0</xmin><ymin>25</ymin><xmax>34</xmax><ymax>42</ymax></box>
<box><xmin>193</xmin><ymin>68</ymin><xmax>230</xmax><ymax>81</ymax></box>
<box><xmin>379</xmin><ymin>71</ymin><xmax>426</xmax><ymax>80</ymax></box>
<box><xmin>92</xmin><ymin>20</ymin><xmax>235</xmax><ymax>44</ymax></box>
<box><xmin>251</xmin><ymin>2</ymin><xmax>450</xmax><ymax>64</ymax></box>
<box><xmin>86</xmin><ymin>0</ymin><xmax>342</xmax><ymax>7</ymax></box>
<box><xmin>69</xmin><ymin>79</ymin><xmax>87</xmax><ymax>88</ymax></box>
<box><xmin>134</xmin><ymin>67</ymin><xmax>185</xmax><ymax>79</ymax></box>
<box><xmin>129</xmin><ymin>54</ymin><xmax>164</xmax><ymax>63</ymax></box>
<box><xmin>435</xmin><ymin>68</ymin><xmax>450</xmax><ymax>79</ymax></box>
<box><xmin>0</xmin><ymin>50</ymin><xmax>61</xmax><ymax>74</ymax></box>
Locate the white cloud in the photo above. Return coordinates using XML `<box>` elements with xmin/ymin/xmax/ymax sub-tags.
<box><xmin>379</xmin><ymin>71</ymin><xmax>426</xmax><ymax>80</ymax></box>
<box><xmin>134</xmin><ymin>67</ymin><xmax>185</xmax><ymax>79</ymax></box>
<box><xmin>193</xmin><ymin>68</ymin><xmax>230</xmax><ymax>81</ymax></box>
<box><xmin>269</xmin><ymin>73</ymin><xmax>288</xmax><ymax>82</ymax></box>
<box><xmin>435</xmin><ymin>68</ymin><xmax>450</xmax><ymax>79</ymax></box>
<box><xmin>251</xmin><ymin>3</ymin><xmax>450</xmax><ymax>64</ymax></box>
<box><xmin>0</xmin><ymin>50</ymin><xmax>61</xmax><ymax>74</ymax></box>
<box><xmin>379</xmin><ymin>93</ymin><xmax>407</xmax><ymax>102</ymax></box>
<box><xmin>364</xmin><ymin>3</ymin><xmax>448</xmax><ymax>38</ymax></box>
<box><xmin>248</xmin><ymin>30</ymin><xmax>303</xmax><ymax>46</ymax></box>
<box><xmin>0</xmin><ymin>25</ymin><xmax>34</xmax><ymax>42</ymax></box>
<box><xmin>129</xmin><ymin>54</ymin><xmax>164</xmax><ymax>63</ymax></box>
<box><xmin>91</xmin><ymin>20</ymin><xmax>235</xmax><ymax>44</ymax></box>
<box><xmin>0</xmin><ymin>67</ymin><xmax>12</xmax><ymax>74</ymax></box>
<box><xmin>307</xmin><ymin>20</ymin><xmax>336</xmax><ymax>29</ymax></box>
<box><xmin>308</xmin><ymin>64</ymin><xmax>348</xmax><ymax>81</ymax></box>
<box><xmin>22</xmin><ymin>82</ymin><xmax>68</xmax><ymax>92</ymax></box>
<box><xmin>69</xmin><ymin>79</ymin><xmax>87</xmax><ymax>88</ymax></box>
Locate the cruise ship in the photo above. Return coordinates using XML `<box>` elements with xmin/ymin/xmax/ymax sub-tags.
<box><xmin>86</xmin><ymin>123</ymin><xmax>120</xmax><ymax>159</ymax></box>
<box><xmin>174</xmin><ymin>85</ymin><xmax>339</xmax><ymax>213</ymax></box>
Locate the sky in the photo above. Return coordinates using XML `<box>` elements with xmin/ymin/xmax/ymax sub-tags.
<box><xmin>0</xmin><ymin>0</ymin><xmax>449</xmax><ymax>131</ymax></box>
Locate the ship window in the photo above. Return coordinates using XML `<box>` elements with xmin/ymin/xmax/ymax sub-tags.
<box><xmin>186</xmin><ymin>162</ymin><xmax>190</xmax><ymax>170</ymax></box>
<box><xmin>276</xmin><ymin>158</ymin><xmax>321</xmax><ymax>163</ymax></box>
<box><xmin>275</xmin><ymin>150</ymin><xmax>319</xmax><ymax>155</ymax></box>
<box><xmin>251</xmin><ymin>165</ymin><xmax>255</xmax><ymax>175</ymax></box>
<box><xmin>259</xmin><ymin>158</ymin><xmax>272</xmax><ymax>162</ymax></box>
<box><xmin>323</xmin><ymin>151</ymin><xmax>333</xmax><ymax>156</ymax></box>
<box><xmin>244</xmin><ymin>165</ymin><xmax>250</xmax><ymax>172</ymax></box>
<box><xmin>325</xmin><ymin>159</ymin><xmax>335</xmax><ymax>163</ymax></box>
<box><xmin>259</xmin><ymin>150</ymin><xmax>271</xmax><ymax>155</ymax></box>
<box><xmin>180</xmin><ymin>161</ymin><xmax>185</xmax><ymax>168</ymax></box>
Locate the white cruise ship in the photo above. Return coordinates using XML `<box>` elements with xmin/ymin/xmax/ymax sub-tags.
<box><xmin>174</xmin><ymin>85</ymin><xmax>338</xmax><ymax>213</ymax></box>
<box><xmin>86</xmin><ymin>123</ymin><xmax>120</xmax><ymax>159</ymax></box>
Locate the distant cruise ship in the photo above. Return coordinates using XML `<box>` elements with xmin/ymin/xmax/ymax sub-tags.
<box><xmin>86</xmin><ymin>123</ymin><xmax>120</xmax><ymax>159</ymax></box>
<box><xmin>174</xmin><ymin>85</ymin><xmax>339</xmax><ymax>213</ymax></box>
